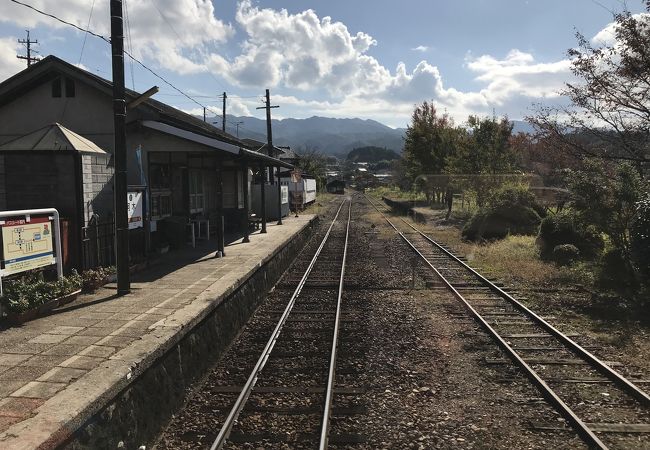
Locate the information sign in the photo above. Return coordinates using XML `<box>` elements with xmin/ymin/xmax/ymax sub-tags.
<box><xmin>127</xmin><ymin>191</ymin><xmax>144</xmax><ymax>229</ymax></box>
<box><xmin>281</xmin><ymin>185</ymin><xmax>289</xmax><ymax>204</ymax></box>
<box><xmin>1</xmin><ymin>217</ymin><xmax>55</xmax><ymax>275</ymax></box>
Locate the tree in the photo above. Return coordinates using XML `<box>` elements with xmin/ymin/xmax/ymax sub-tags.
<box><xmin>568</xmin><ymin>161</ymin><xmax>645</xmax><ymax>266</ymax></box>
<box><xmin>402</xmin><ymin>102</ymin><xmax>457</xmax><ymax>181</ymax></box>
<box><xmin>447</xmin><ymin>115</ymin><xmax>518</xmax><ymax>206</ymax></box>
<box><xmin>528</xmin><ymin>7</ymin><xmax>650</xmax><ymax>172</ymax></box>
<box><xmin>295</xmin><ymin>148</ymin><xmax>327</xmax><ymax>190</ymax></box>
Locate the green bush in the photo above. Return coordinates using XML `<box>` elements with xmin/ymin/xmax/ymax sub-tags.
<box><xmin>462</xmin><ymin>205</ymin><xmax>541</xmax><ymax>241</ymax></box>
<box><xmin>1</xmin><ymin>271</ymin><xmax>82</xmax><ymax>313</ymax></box>
<box><xmin>597</xmin><ymin>248</ymin><xmax>638</xmax><ymax>292</ymax></box>
<box><xmin>538</xmin><ymin>211</ymin><xmax>604</xmax><ymax>260</ymax></box>
<box><xmin>631</xmin><ymin>194</ymin><xmax>650</xmax><ymax>280</ymax></box>
<box><xmin>552</xmin><ymin>244</ymin><xmax>580</xmax><ymax>266</ymax></box>
<box><xmin>487</xmin><ymin>183</ymin><xmax>547</xmax><ymax>219</ymax></box>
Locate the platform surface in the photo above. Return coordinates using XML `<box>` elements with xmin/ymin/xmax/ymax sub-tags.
<box><xmin>0</xmin><ymin>215</ymin><xmax>315</xmax><ymax>449</ymax></box>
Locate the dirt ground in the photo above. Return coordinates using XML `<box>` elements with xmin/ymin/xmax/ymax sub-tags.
<box><xmin>402</xmin><ymin>202</ymin><xmax>650</xmax><ymax>384</ymax></box>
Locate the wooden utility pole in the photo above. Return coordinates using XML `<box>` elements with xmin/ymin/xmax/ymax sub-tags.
<box><xmin>257</xmin><ymin>89</ymin><xmax>282</xmax><ymax>225</ymax></box>
<box><xmin>256</xmin><ymin>89</ymin><xmax>280</xmax><ymax>230</ymax></box>
<box><xmin>110</xmin><ymin>0</ymin><xmax>130</xmax><ymax>295</ymax></box>
<box><xmin>17</xmin><ymin>30</ymin><xmax>39</xmax><ymax>67</ymax></box>
<box><xmin>222</xmin><ymin>92</ymin><xmax>227</xmax><ymax>132</ymax></box>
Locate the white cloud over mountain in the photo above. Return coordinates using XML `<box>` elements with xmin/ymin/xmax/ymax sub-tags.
<box><xmin>0</xmin><ymin>1</ymin><xmax>631</xmax><ymax>124</ymax></box>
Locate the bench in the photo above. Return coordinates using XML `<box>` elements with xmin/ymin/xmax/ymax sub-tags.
<box><xmin>248</xmin><ymin>214</ymin><xmax>262</xmax><ymax>230</ymax></box>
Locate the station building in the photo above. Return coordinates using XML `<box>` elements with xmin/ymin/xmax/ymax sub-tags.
<box><xmin>0</xmin><ymin>55</ymin><xmax>292</xmax><ymax>272</ymax></box>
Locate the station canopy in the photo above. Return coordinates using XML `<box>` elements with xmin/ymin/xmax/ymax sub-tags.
<box><xmin>0</xmin><ymin>122</ymin><xmax>107</xmax><ymax>154</ymax></box>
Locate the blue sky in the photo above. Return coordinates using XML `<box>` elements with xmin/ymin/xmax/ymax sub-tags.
<box><xmin>0</xmin><ymin>0</ymin><xmax>645</xmax><ymax>128</ymax></box>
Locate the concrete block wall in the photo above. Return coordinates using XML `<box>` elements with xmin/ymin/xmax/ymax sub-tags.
<box><xmin>82</xmin><ymin>154</ymin><xmax>114</xmax><ymax>225</ymax></box>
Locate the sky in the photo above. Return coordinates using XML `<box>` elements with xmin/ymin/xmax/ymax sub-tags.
<box><xmin>0</xmin><ymin>0</ymin><xmax>646</xmax><ymax>129</ymax></box>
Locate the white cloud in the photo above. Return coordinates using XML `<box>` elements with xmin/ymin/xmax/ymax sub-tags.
<box><xmin>0</xmin><ymin>37</ymin><xmax>25</xmax><ymax>81</ymax></box>
<box><xmin>466</xmin><ymin>49</ymin><xmax>572</xmax><ymax>103</ymax></box>
<box><xmin>412</xmin><ymin>45</ymin><xmax>429</xmax><ymax>52</ymax></box>
<box><xmin>0</xmin><ymin>0</ymin><xmax>233</xmax><ymax>75</ymax></box>
<box><xmin>214</xmin><ymin>0</ymin><xmax>388</xmax><ymax>95</ymax></box>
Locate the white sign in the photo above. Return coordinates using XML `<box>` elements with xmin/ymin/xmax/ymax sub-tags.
<box><xmin>281</xmin><ymin>185</ymin><xmax>289</xmax><ymax>204</ymax></box>
<box><xmin>127</xmin><ymin>191</ymin><xmax>144</xmax><ymax>229</ymax></box>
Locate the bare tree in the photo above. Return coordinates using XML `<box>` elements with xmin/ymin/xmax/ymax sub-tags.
<box><xmin>528</xmin><ymin>7</ymin><xmax>650</xmax><ymax>172</ymax></box>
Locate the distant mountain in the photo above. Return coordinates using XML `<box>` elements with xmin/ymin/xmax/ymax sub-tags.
<box><xmin>203</xmin><ymin>114</ymin><xmax>535</xmax><ymax>157</ymax></box>
<box><xmin>217</xmin><ymin>115</ymin><xmax>405</xmax><ymax>157</ymax></box>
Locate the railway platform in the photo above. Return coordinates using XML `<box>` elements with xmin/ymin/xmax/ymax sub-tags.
<box><xmin>0</xmin><ymin>214</ymin><xmax>316</xmax><ymax>449</ymax></box>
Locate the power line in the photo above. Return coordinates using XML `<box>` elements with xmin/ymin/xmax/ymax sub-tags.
<box><xmin>124</xmin><ymin>0</ymin><xmax>136</xmax><ymax>90</ymax></box>
<box><xmin>10</xmin><ymin>0</ymin><xmax>249</xmax><ymax>132</ymax></box>
<box><xmin>10</xmin><ymin>0</ymin><xmax>109</xmax><ymax>43</ymax></box>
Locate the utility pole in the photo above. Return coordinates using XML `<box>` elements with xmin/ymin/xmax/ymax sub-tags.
<box><xmin>235</xmin><ymin>121</ymin><xmax>244</xmax><ymax>137</ymax></box>
<box><xmin>203</xmin><ymin>107</ymin><xmax>206</xmax><ymax>122</ymax></box>
<box><xmin>222</xmin><ymin>92</ymin><xmax>227</xmax><ymax>132</ymax></box>
<box><xmin>17</xmin><ymin>30</ymin><xmax>39</xmax><ymax>67</ymax></box>
<box><xmin>110</xmin><ymin>0</ymin><xmax>130</xmax><ymax>295</ymax></box>
<box><xmin>256</xmin><ymin>89</ymin><xmax>281</xmax><ymax>226</ymax></box>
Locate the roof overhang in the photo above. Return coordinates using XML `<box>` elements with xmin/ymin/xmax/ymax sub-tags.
<box><xmin>141</xmin><ymin>120</ymin><xmax>240</xmax><ymax>154</ymax></box>
<box><xmin>239</xmin><ymin>147</ymin><xmax>293</xmax><ymax>169</ymax></box>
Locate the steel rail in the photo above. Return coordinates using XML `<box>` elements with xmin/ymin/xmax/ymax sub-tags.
<box><xmin>319</xmin><ymin>199</ymin><xmax>352</xmax><ymax>449</ymax></box>
<box><xmin>211</xmin><ymin>199</ymin><xmax>348</xmax><ymax>450</ymax></box>
<box><xmin>399</xmin><ymin>216</ymin><xmax>650</xmax><ymax>407</ymax></box>
<box><xmin>365</xmin><ymin>195</ymin><xmax>609</xmax><ymax>449</ymax></box>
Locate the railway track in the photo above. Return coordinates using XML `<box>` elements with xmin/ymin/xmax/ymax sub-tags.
<box><xmin>210</xmin><ymin>198</ymin><xmax>361</xmax><ymax>449</ymax></box>
<box><xmin>368</xmin><ymin>195</ymin><xmax>650</xmax><ymax>450</ymax></box>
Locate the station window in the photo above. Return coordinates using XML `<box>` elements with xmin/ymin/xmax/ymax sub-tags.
<box><xmin>151</xmin><ymin>192</ymin><xmax>172</xmax><ymax>219</ymax></box>
<box><xmin>51</xmin><ymin>78</ymin><xmax>61</xmax><ymax>98</ymax></box>
<box><xmin>65</xmin><ymin>78</ymin><xmax>75</xmax><ymax>97</ymax></box>
<box><xmin>189</xmin><ymin>170</ymin><xmax>204</xmax><ymax>213</ymax></box>
<box><xmin>149</xmin><ymin>162</ymin><xmax>171</xmax><ymax>189</ymax></box>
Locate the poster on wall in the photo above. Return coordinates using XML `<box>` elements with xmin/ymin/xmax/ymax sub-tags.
<box><xmin>127</xmin><ymin>191</ymin><xmax>144</xmax><ymax>229</ymax></box>
<box><xmin>281</xmin><ymin>185</ymin><xmax>289</xmax><ymax>204</ymax></box>
<box><xmin>1</xmin><ymin>217</ymin><xmax>55</xmax><ymax>275</ymax></box>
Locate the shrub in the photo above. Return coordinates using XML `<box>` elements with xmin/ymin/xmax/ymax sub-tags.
<box><xmin>1</xmin><ymin>271</ymin><xmax>82</xmax><ymax>313</ymax></box>
<box><xmin>462</xmin><ymin>205</ymin><xmax>540</xmax><ymax>241</ymax></box>
<box><xmin>487</xmin><ymin>183</ymin><xmax>547</xmax><ymax>219</ymax></box>
<box><xmin>538</xmin><ymin>211</ymin><xmax>604</xmax><ymax>259</ymax></box>
<box><xmin>552</xmin><ymin>244</ymin><xmax>580</xmax><ymax>266</ymax></box>
<box><xmin>81</xmin><ymin>266</ymin><xmax>116</xmax><ymax>292</ymax></box>
<box><xmin>597</xmin><ymin>248</ymin><xmax>638</xmax><ymax>292</ymax></box>
<box><xmin>631</xmin><ymin>193</ymin><xmax>650</xmax><ymax>280</ymax></box>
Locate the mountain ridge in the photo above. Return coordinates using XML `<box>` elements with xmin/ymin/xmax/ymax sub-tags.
<box><xmin>203</xmin><ymin>115</ymin><xmax>534</xmax><ymax>156</ymax></box>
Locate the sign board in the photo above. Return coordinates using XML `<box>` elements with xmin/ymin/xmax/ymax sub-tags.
<box><xmin>1</xmin><ymin>217</ymin><xmax>55</xmax><ymax>275</ymax></box>
<box><xmin>127</xmin><ymin>191</ymin><xmax>144</xmax><ymax>229</ymax></box>
<box><xmin>281</xmin><ymin>185</ymin><xmax>289</xmax><ymax>204</ymax></box>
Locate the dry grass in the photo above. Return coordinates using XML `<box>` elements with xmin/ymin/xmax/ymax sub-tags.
<box><xmin>301</xmin><ymin>193</ymin><xmax>340</xmax><ymax>216</ymax></box>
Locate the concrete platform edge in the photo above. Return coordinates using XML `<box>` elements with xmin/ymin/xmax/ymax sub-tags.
<box><xmin>0</xmin><ymin>216</ymin><xmax>318</xmax><ymax>450</ymax></box>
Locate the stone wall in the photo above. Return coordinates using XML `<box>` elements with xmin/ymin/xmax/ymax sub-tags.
<box><xmin>63</xmin><ymin>218</ymin><xmax>317</xmax><ymax>449</ymax></box>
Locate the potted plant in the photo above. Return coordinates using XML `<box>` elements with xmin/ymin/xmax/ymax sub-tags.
<box><xmin>81</xmin><ymin>266</ymin><xmax>116</xmax><ymax>293</ymax></box>
<box><xmin>1</xmin><ymin>271</ymin><xmax>82</xmax><ymax>324</ymax></box>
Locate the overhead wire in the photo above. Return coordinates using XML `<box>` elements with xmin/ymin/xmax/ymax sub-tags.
<box><xmin>123</xmin><ymin>0</ymin><xmax>136</xmax><ymax>90</ymax></box>
<box><xmin>10</xmin><ymin>0</ymin><xmax>255</xmax><ymax>135</ymax></box>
